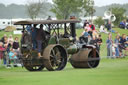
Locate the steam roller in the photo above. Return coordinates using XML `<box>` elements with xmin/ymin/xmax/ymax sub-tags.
<box><xmin>70</xmin><ymin>45</ymin><xmax>100</xmax><ymax>68</ymax></box>
<box><xmin>14</xmin><ymin>19</ymin><xmax>100</xmax><ymax>71</ymax></box>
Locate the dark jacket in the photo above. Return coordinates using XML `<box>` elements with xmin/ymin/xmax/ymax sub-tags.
<box><xmin>13</xmin><ymin>41</ymin><xmax>19</xmax><ymax>49</ymax></box>
<box><xmin>36</xmin><ymin>28</ymin><xmax>46</xmax><ymax>41</ymax></box>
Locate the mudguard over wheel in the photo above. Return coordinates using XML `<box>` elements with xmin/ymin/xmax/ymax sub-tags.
<box><xmin>43</xmin><ymin>45</ymin><xmax>67</xmax><ymax>71</ymax></box>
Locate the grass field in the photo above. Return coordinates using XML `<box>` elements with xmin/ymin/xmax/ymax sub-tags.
<box><xmin>0</xmin><ymin>58</ymin><xmax>128</xmax><ymax>85</ymax></box>
<box><xmin>0</xmin><ymin>28</ymin><xmax>128</xmax><ymax>85</ymax></box>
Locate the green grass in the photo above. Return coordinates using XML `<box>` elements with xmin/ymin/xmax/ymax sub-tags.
<box><xmin>0</xmin><ymin>28</ymin><xmax>128</xmax><ymax>85</ymax></box>
<box><xmin>0</xmin><ymin>58</ymin><xmax>128</xmax><ymax>85</ymax></box>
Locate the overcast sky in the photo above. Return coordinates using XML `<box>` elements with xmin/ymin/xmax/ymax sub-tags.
<box><xmin>0</xmin><ymin>0</ymin><xmax>128</xmax><ymax>7</ymax></box>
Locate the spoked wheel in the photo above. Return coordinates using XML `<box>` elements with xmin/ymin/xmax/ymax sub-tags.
<box><xmin>43</xmin><ymin>45</ymin><xmax>67</xmax><ymax>71</ymax></box>
<box><xmin>24</xmin><ymin>65</ymin><xmax>44</xmax><ymax>71</ymax></box>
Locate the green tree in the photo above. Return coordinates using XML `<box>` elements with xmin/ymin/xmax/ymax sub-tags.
<box><xmin>109</xmin><ymin>7</ymin><xmax>126</xmax><ymax>26</ymax></box>
<box><xmin>94</xmin><ymin>17</ymin><xmax>104</xmax><ymax>28</ymax></box>
<box><xmin>26</xmin><ymin>0</ymin><xmax>46</xmax><ymax>20</ymax></box>
<box><xmin>83</xmin><ymin>0</ymin><xmax>95</xmax><ymax>21</ymax></box>
<box><xmin>51</xmin><ymin>0</ymin><xmax>95</xmax><ymax>19</ymax></box>
<box><xmin>51</xmin><ymin>0</ymin><xmax>83</xmax><ymax>19</ymax></box>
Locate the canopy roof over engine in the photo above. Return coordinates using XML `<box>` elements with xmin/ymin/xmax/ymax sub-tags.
<box><xmin>14</xmin><ymin>19</ymin><xmax>80</xmax><ymax>38</ymax></box>
<box><xmin>14</xmin><ymin>19</ymin><xmax>80</xmax><ymax>25</ymax></box>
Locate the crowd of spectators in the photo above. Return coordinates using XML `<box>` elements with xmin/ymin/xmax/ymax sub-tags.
<box><xmin>0</xmin><ymin>34</ymin><xmax>20</xmax><ymax>68</ymax></box>
<box><xmin>80</xmin><ymin>20</ymin><xmax>102</xmax><ymax>53</ymax></box>
<box><xmin>82</xmin><ymin>20</ymin><xmax>128</xmax><ymax>58</ymax></box>
<box><xmin>119</xmin><ymin>20</ymin><xmax>128</xmax><ymax>29</ymax></box>
<box><xmin>106</xmin><ymin>33</ymin><xmax>128</xmax><ymax>58</ymax></box>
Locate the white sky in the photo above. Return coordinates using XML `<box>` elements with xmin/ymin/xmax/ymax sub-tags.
<box><xmin>0</xmin><ymin>0</ymin><xmax>128</xmax><ymax>6</ymax></box>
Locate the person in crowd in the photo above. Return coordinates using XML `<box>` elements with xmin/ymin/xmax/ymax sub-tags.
<box><xmin>36</xmin><ymin>24</ymin><xmax>46</xmax><ymax>58</ymax></box>
<box><xmin>126</xmin><ymin>35</ymin><xmax>128</xmax><ymax>41</ymax></box>
<box><xmin>89</xmin><ymin>36</ymin><xmax>99</xmax><ymax>51</ymax></box>
<box><xmin>125</xmin><ymin>21</ymin><xmax>128</xmax><ymax>29</ymax></box>
<box><xmin>126</xmin><ymin>35</ymin><xmax>128</xmax><ymax>47</ymax></box>
<box><xmin>6</xmin><ymin>40</ymin><xmax>13</xmax><ymax>52</ymax></box>
<box><xmin>8</xmin><ymin>35</ymin><xmax>14</xmax><ymax>44</ymax></box>
<box><xmin>81</xmin><ymin>29</ymin><xmax>89</xmax><ymax>37</ymax></box>
<box><xmin>106</xmin><ymin>33</ymin><xmax>113</xmax><ymax>58</ymax></box>
<box><xmin>107</xmin><ymin>21</ymin><xmax>116</xmax><ymax>33</ymax></box>
<box><xmin>87</xmin><ymin>34</ymin><xmax>92</xmax><ymax>44</ymax></box>
<box><xmin>3</xmin><ymin>36</ymin><xmax>8</xmax><ymax>65</ymax></box>
<box><xmin>7</xmin><ymin>35</ymin><xmax>14</xmax><ymax>52</ymax></box>
<box><xmin>114</xmin><ymin>35</ymin><xmax>120</xmax><ymax>58</ymax></box>
<box><xmin>97</xmin><ymin>35</ymin><xmax>103</xmax><ymax>53</ymax></box>
<box><xmin>3</xmin><ymin>36</ymin><xmax>8</xmax><ymax>47</ymax></box>
<box><xmin>85</xmin><ymin>24</ymin><xmax>92</xmax><ymax>37</ymax></box>
<box><xmin>99</xmin><ymin>24</ymin><xmax>104</xmax><ymax>32</ymax></box>
<box><xmin>107</xmin><ymin>21</ymin><xmax>112</xmax><ymax>31</ymax></box>
<box><xmin>13</xmin><ymin>37</ymin><xmax>20</xmax><ymax>60</ymax></box>
<box><xmin>6</xmin><ymin>40</ymin><xmax>13</xmax><ymax>68</ymax></box>
<box><xmin>1</xmin><ymin>34</ymin><xmax>7</xmax><ymax>43</ymax></box>
<box><xmin>83</xmin><ymin>20</ymin><xmax>89</xmax><ymax>28</ymax></box>
<box><xmin>119</xmin><ymin>34</ymin><xmax>128</xmax><ymax>57</ymax></box>
<box><xmin>8</xmin><ymin>48</ymin><xmax>17</xmax><ymax>67</ymax></box>
<box><xmin>13</xmin><ymin>37</ymin><xmax>20</xmax><ymax>51</ymax></box>
<box><xmin>0</xmin><ymin>42</ymin><xmax>5</xmax><ymax>65</ymax></box>
<box><xmin>112</xmin><ymin>41</ymin><xmax>117</xmax><ymax>58</ymax></box>
<box><xmin>92</xmin><ymin>30</ymin><xmax>99</xmax><ymax>38</ymax></box>
<box><xmin>99</xmin><ymin>24</ymin><xmax>109</xmax><ymax>34</ymax></box>
<box><xmin>117</xmin><ymin>32</ymin><xmax>122</xmax><ymax>41</ymax></box>
<box><xmin>80</xmin><ymin>29</ymin><xmax>89</xmax><ymax>43</ymax></box>
<box><xmin>89</xmin><ymin>22</ymin><xmax>95</xmax><ymax>31</ymax></box>
<box><xmin>119</xmin><ymin>20</ymin><xmax>126</xmax><ymax>29</ymax></box>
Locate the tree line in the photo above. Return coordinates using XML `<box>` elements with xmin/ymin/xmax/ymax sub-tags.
<box><xmin>26</xmin><ymin>0</ymin><xmax>127</xmax><ymax>27</ymax></box>
<box><xmin>27</xmin><ymin>0</ymin><xmax>95</xmax><ymax>20</ymax></box>
<box><xmin>0</xmin><ymin>0</ymin><xmax>128</xmax><ymax>26</ymax></box>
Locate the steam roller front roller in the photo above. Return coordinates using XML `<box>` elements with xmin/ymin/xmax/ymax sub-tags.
<box><xmin>70</xmin><ymin>48</ymin><xmax>100</xmax><ymax>68</ymax></box>
<box><xmin>43</xmin><ymin>45</ymin><xmax>67</xmax><ymax>71</ymax></box>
